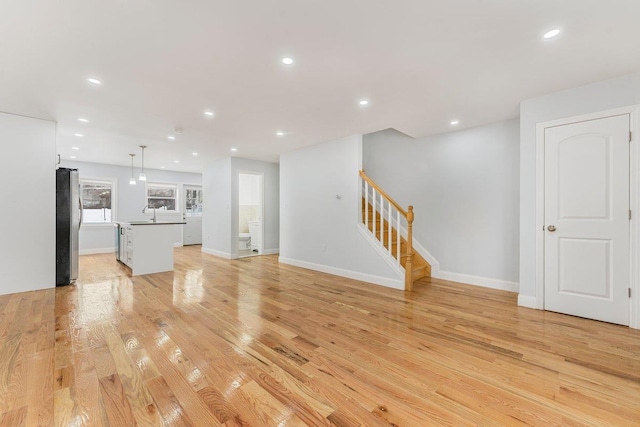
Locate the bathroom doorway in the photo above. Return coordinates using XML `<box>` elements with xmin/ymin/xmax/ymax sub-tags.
<box><xmin>237</xmin><ymin>172</ymin><xmax>263</xmax><ymax>258</ymax></box>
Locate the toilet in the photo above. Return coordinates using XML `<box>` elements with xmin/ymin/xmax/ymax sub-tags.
<box><xmin>238</xmin><ymin>233</ymin><xmax>251</xmax><ymax>250</ymax></box>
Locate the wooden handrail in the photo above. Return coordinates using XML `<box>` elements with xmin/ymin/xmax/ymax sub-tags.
<box><xmin>359</xmin><ymin>170</ymin><xmax>408</xmax><ymax>217</ymax></box>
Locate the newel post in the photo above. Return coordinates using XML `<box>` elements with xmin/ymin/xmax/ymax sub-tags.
<box><xmin>405</xmin><ymin>205</ymin><xmax>414</xmax><ymax>291</ymax></box>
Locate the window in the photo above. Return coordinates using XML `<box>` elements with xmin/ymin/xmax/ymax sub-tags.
<box><xmin>185</xmin><ymin>186</ymin><xmax>203</xmax><ymax>217</ymax></box>
<box><xmin>146</xmin><ymin>183</ymin><xmax>178</xmax><ymax>211</ymax></box>
<box><xmin>80</xmin><ymin>179</ymin><xmax>114</xmax><ymax>224</ymax></box>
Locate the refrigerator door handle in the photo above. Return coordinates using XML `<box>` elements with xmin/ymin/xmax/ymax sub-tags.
<box><xmin>78</xmin><ymin>196</ymin><xmax>83</xmax><ymax>229</ymax></box>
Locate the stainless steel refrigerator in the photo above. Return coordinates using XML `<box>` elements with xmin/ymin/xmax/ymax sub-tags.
<box><xmin>56</xmin><ymin>167</ymin><xmax>81</xmax><ymax>286</ymax></box>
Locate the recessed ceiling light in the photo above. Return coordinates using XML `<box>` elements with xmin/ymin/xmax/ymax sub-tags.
<box><xmin>74</xmin><ymin>133</ymin><xmax>84</xmax><ymax>137</ymax></box>
<box><xmin>276</xmin><ymin>131</ymin><xmax>285</xmax><ymax>136</ymax></box>
<box><xmin>543</xmin><ymin>28</ymin><xmax>560</xmax><ymax>39</ymax></box>
<box><xmin>70</xmin><ymin>155</ymin><xmax>77</xmax><ymax>159</ymax></box>
<box><xmin>450</xmin><ymin>120</ymin><xmax>459</xmax><ymax>125</ymax></box>
<box><xmin>87</xmin><ymin>78</ymin><xmax>102</xmax><ymax>85</ymax></box>
<box><xmin>160</xmin><ymin>166</ymin><xmax>165</xmax><ymax>169</ymax></box>
<box><xmin>173</xmin><ymin>160</ymin><xmax>180</xmax><ymax>163</ymax></box>
<box><xmin>71</xmin><ymin>146</ymin><xmax>79</xmax><ymax>150</ymax></box>
<box><xmin>192</xmin><ymin>152</ymin><xmax>198</xmax><ymax>156</ymax></box>
<box><xmin>359</xmin><ymin>100</ymin><xmax>369</xmax><ymax>106</ymax></box>
<box><xmin>231</xmin><ymin>148</ymin><xmax>237</xmax><ymax>152</ymax></box>
<box><xmin>204</xmin><ymin>111</ymin><xmax>214</xmax><ymax>118</ymax></box>
<box><xmin>168</xmin><ymin>135</ymin><xmax>176</xmax><ymax>140</ymax></box>
<box><xmin>78</xmin><ymin>118</ymin><xmax>89</xmax><ymax>123</ymax></box>
<box><xmin>282</xmin><ymin>57</ymin><xmax>294</xmax><ymax>65</ymax></box>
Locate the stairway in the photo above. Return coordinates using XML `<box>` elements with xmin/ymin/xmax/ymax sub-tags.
<box><xmin>362</xmin><ymin>199</ymin><xmax>431</xmax><ymax>286</ymax></box>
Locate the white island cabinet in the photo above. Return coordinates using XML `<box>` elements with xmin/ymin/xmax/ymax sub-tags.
<box><xmin>114</xmin><ymin>221</ymin><xmax>185</xmax><ymax>276</ymax></box>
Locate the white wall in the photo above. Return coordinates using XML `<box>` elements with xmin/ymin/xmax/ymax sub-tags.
<box><xmin>280</xmin><ymin>135</ymin><xmax>402</xmax><ymax>288</ymax></box>
<box><xmin>202</xmin><ymin>157</ymin><xmax>279</xmax><ymax>258</ymax></box>
<box><xmin>0</xmin><ymin>112</ymin><xmax>56</xmax><ymax>295</ymax></box>
<box><xmin>519</xmin><ymin>72</ymin><xmax>640</xmax><ymax>303</ymax></box>
<box><xmin>60</xmin><ymin>160</ymin><xmax>202</xmax><ymax>254</ymax></box>
<box><xmin>364</xmin><ymin>120</ymin><xmax>520</xmax><ymax>289</ymax></box>
<box><xmin>202</xmin><ymin>158</ymin><xmax>232</xmax><ymax>257</ymax></box>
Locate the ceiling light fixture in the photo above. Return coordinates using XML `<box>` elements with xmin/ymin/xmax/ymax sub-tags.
<box><xmin>282</xmin><ymin>57</ymin><xmax>294</xmax><ymax>65</ymax></box>
<box><xmin>204</xmin><ymin>111</ymin><xmax>214</xmax><ymax>117</ymax></box>
<box><xmin>71</xmin><ymin>146</ymin><xmax>79</xmax><ymax>150</ymax></box>
<box><xmin>192</xmin><ymin>152</ymin><xmax>198</xmax><ymax>156</ymax></box>
<box><xmin>129</xmin><ymin>154</ymin><xmax>136</xmax><ymax>185</ymax></box>
<box><xmin>174</xmin><ymin>160</ymin><xmax>180</xmax><ymax>163</ymax></box>
<box><xmin>450</xmin><ymin>120</ymin><xmax>459</xmax><ymax>125</ymax></box>
<box><xmin>168</xmin><ymin>135</ymin><xmax>176</xmax><ymax>140</ymax></box>
<box><xmin>230</xmin><ymin>148</ymin><xmax>237</xmax><ymax>152</ymax></box>
<box><xmin>87</xmin><ymin>77</ymin><xmax>102</xmax><ymax>85</ymax></box>
<box><xmin>70</xmin><ymin>156</ymin><xmax>76</xmax><ymax>159</ymax></box>
<box><xmin>276</xmin><ymin>131</ymin><xmax>284</xmax><ymax>136</ymax></box>
<box><xmin>139</xmin><ymin>145</ymin><xmax>147</xmax><ymax>181</ymax></box>
<box><xmin>160</xmin><ymin>166</ymin><xmax>165</xmax><ymax>169</ymax></box>
<box><xmin>543</xmin><ymin>28</ymin><xmax>560</xmax><ymax>39</ymax></box>
<box><xmin>74</xmin><ymin>133</ymin><xmax>84</xmax><ymax>137</ymax></box>
<box><xmin>359</xmin><ymin>100</ymin><xmax>369</xmax><ymax>106</ymax></box>
<box><xmin>78</xmin><ymin>118</ymin><xmax>89</xmax><ymax>123</ymax></box>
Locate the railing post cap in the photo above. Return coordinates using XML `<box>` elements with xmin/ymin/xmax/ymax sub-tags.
<box><xmin>408</xmin><ymin>205</ymin><xmax>413</xmax><ymax>210</ymax></box>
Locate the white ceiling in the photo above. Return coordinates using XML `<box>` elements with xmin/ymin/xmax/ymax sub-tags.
<box><xmin>1</xmin><ymin>1</ymin><xmax>639</xmax><ymax>173</ymax></box>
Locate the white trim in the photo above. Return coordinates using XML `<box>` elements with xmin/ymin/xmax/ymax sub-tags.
<box><xmin>357</xmin><ymin>224</ymin><xmax>405</xmax><ymax>279</ymax></box>
<box><xmin>262</xmin><ymin>248</ymin><xmax>279</xmax><ymax>255</ymax></box>
<box><xmin>517</xmin><ymin>294</ymin><xmax>537</xmax><ymax>309</ymax></box>
<box><xmin>201</xmin><ymin>247</ymin><xmax>234</xmax><ymax>259</ymax></box>
<box><xmin>432</xmin><ymin>270</ymin><xmax>519</xmax><ymax>293</ymax></box>
<box><xmin>173</xmin><ymin>242</ymin><xmax>183</xmax><ymax>248</ymax></box>
<box><xmin>278</xmin><ymin>257</ymin><xmax>404</xmax><ymax>290</ymax></box>
<box><xmin>534</xmin><ymin>105</ymin><xmax>640</xmax><ymax>328</ymax></box>
<box><xmin>80</xmin><ymin>247</ymin><xmax>115</xmax><ymax>255</ymax></box>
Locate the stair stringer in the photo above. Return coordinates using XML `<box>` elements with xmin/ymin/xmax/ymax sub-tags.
<box><xmin>357</xmin><ymin>223</ymin><xmax>405</xmax><ymax>285</ymax></box>
<box><xmin>396</xmin><ymin>223</ymin><xmax>440</xmax><ymax>276</ymax></box>
<box><xmin>369</xmin><ymin>199</ymin><xmax>440</xmax><ymax>277</ymax></box>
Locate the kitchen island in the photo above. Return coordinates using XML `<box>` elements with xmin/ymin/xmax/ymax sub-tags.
<box><xmin>114</xmin><ymin>221</ymin><xmax>186</xmax><ymax>276</ymax></box>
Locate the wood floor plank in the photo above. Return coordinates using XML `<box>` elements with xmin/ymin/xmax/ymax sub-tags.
<box><xmin>0</xmin><ymin>247</ymin><xmax>639</xmax><ymax>425</ymax></box>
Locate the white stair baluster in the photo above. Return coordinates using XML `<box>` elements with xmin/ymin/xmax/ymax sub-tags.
<box><xmin>396</xmin><ymin>209</ymin><xmax>401</xmax><ymax>266</ymax></box>
<box><xmin>388</xmin><ymin>199</ymin><xmax>392</xmax><ymax>258</ymax></box>
<box><xmin>371</xmin><ymin>187</ymin><xmax>376</xmax><ymax>237</ymax></box>
<box><xmin>364</xmin><ymin>180</ymin><xmax>369</xmax><ymax>230</ymax></box>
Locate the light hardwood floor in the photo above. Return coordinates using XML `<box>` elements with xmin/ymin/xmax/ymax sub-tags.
<box><xmin>1</xmin><ymin>246</ymin><xmax>639</xmax><ymax>426</ymax></box>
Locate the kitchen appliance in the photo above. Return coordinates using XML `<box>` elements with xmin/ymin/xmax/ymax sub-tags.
<box><xmin>56</xmin><ymin>168</ymin><xmax>81</xmax><ymax>286</ymax></box>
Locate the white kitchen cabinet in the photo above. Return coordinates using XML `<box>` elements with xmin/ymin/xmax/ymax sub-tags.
<box><xmin>114</xmin><ymin>221</ymin><xmax>184</xmax><ymax>275</ymax></box>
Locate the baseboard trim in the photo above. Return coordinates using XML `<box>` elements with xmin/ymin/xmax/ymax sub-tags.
<box><xmin>173</xmin><ymin>242</ymin><xmax>183</xmax><ymax>248</ymax></box>
<box><xmin>432</xmin><ymin>270</ymin><xmax>519</xmax><ymax>293</ymax></box>
<box><xmin>517</xmin><ymin>294</ymin><xmax>538</xmax><ymax>309</ymax></box>
<box><xmin>80</xmin><ymin>247</ymin><xmax>115</xmax><ymax>255</ymax></box>
<box><xmin>262</xmin><ymin>248</ymin><xmax>280</xmax><ymax>255</ymax></box>
<box><xmin>279</xmin><ymin>257</ymin><xmax>404</xmax><ymax>290</ymax></box>
<box><xmin>201</xmin><ymin>247</ymin><xmax>233</xmax><ymax>259</ymax></box>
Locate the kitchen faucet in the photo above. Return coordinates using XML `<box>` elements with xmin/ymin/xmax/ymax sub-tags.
<box><xmin>142</xmin><ymin>205</ymin><xmax>157</xmax><ymax>223</ymax></box>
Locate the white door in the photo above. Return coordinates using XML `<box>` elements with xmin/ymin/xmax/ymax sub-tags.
<box><xmin>183</xmin><ymin>185</ymin><xmax>202</xmax><ymax>245</ymax></box>
<box><xmin>544</xmin><ymin>114</ymin><xmax>630</xmax><ymax>325</ymax></box>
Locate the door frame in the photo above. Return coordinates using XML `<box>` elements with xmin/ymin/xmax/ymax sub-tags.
<box><xmin>236</xmin><ymin>170</ymin><xmax>265</xmax><ymax>256</ymax></box>
<box><xmin>534</xmin><ymin>105</ymin><xmax>640</xmax><ymax>328</ymax></box>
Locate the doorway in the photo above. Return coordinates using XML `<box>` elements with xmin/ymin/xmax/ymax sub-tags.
<box><xmin>539</xmin><ymin>113</ymin><xmax>632</xmax><ymax>325</ymax></box>
<box><xmin>183</xmin><ymin>185</ymin><xmax>203</xmax><ymax>245</ymax></box>
<box><xmin>237</xmin><ymin>172</ymin><xmax>263</xmax><ymax>258</ymax></box>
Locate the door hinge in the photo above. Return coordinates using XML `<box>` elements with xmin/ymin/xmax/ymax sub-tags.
<box><xmin>630</xmin><ymin>131</ymin><xmax>633</xmax><ymax>142</ymax></box>
<box><xmin>629</xmin><ymin>288</ymin><xmax>632</xmax><ymax>298</ymax></box>
<box><xmin>630</xmin><ymin>209</ymin><xmax>632</xmax><ymax>220</ymax></box>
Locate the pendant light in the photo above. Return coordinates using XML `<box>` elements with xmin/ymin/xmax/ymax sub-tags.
<box><xmin>129</xmin><ymin>154</ymin><xmax>136</xmax><ymax>185</ymax></box>
<box><xmin>139</xmin><ymin>145</ymin><xmax>147</xmax><ymax>181</ymax></box>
